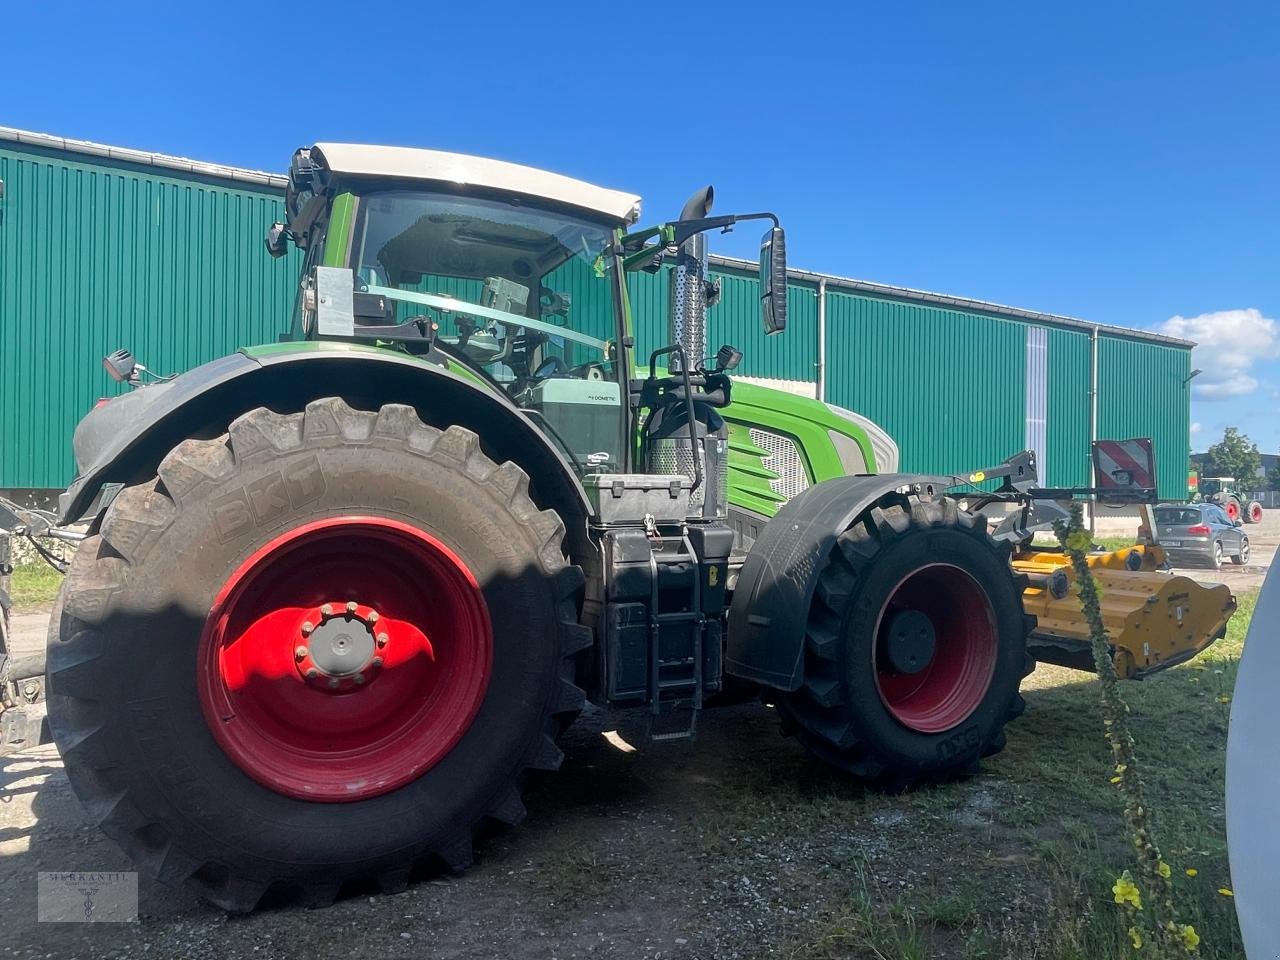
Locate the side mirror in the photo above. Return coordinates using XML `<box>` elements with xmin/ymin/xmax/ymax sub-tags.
<box><xmin>1235</xmin><ymin>519</ymin><xmax>1244</xmax><ymax>528</ymax></box>
<box><xmin>759</xmin><ymin>226</ymin><xmax>787</xmax><ymax>335</ymax></box>
<box><xmin>265</xmin><ymin>222</ymin><xmax>289</xmax><ymax>259</ymax></box>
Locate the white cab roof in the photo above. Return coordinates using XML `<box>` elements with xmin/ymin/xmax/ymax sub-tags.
<box><xmin>312</xmin><ymin>143</ymin><xmax>641</xmax><ymax>224</ymax></box>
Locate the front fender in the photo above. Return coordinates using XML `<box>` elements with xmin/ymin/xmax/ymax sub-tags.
<box><xmin>59</xmin><ymin>342</ymin><xmax>591</xmax><ymax>527</ymax></box>
<box><xmin>725</xmin><ymin>473</ymin><xmax>950</xmax><ymax>690</ymax></box>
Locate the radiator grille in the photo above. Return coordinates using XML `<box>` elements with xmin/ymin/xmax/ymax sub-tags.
<box><xmin>748</xmin><ymin>428</ymin><xmax>810</xmax><ymax>500</ymax></box>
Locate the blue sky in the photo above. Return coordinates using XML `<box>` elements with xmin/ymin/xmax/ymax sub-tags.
<box><xmin>4</xmin><ymin>3</ymin><xmax>1276</xmax><ymax>452</ymax></box>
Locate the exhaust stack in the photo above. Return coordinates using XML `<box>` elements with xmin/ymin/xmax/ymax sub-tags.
<box><xmin>670</xmin><ymin>186</ymin><xmax>715</xmax><ymax>371</ymax></box>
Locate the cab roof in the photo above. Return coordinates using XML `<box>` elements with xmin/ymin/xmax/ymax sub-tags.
<box><xmin>311</xmin><ymin>143</ymin><xmax>642</xmax><ymax>225</ymax></box>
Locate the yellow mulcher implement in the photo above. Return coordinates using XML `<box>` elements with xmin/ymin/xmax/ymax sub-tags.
<box><xmin>1016</xmin><ymin>544</ymin><xmax>1235</xmax><ymax>678</ymax></box>
<box><xmin>967</xmin><ymin>443</ymin><xmax>1236</xmax><ymax>680</ymax></box>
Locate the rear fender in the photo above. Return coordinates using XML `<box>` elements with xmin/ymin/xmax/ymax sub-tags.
<box><xmin>59</xmin><ymin>343</ymin><xmax>591</xmax><ymax>538</ymax></box>
<box><xmin>726</xmin><ymin>473</ymin><xmax>951</xmax><ymax>690</ymax></box>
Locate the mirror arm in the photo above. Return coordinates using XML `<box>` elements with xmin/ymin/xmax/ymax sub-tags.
<box><xmin>668</xmin><ymin>212</ymin><xmax>779</xmax><ymax>247</ymax></box>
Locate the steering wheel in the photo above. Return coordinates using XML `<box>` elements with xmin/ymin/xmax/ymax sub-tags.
<box><xmin>532</xmin><ymin>356</ymin><xmax>569</xmax><ymax>379</ymax></box>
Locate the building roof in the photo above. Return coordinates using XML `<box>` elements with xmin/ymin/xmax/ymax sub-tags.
<box><xmin>311</xmin><ymin>142</ymin><xmax>641</xmax><ymax>225</ymax></box>
<box><xmin>711</xmin><ymin>254</ymin><xmax>1195</xmax><ymax>349</ymax></box>
<box><xmin>0</xmin><ymin>125</ymin><xmax>1193</xmax><ymax>350</ymax></box>
<box><xmin>0</xmin><ymin>125</ymin><xmax>287</xmax><ymax>189</ymax></box>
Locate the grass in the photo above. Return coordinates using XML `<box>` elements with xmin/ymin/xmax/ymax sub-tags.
<box><xmin>6</xmin><ymin>562</ymin><xmax>63</xmax><ymax>609</ymax></box>
<box><xmin>685</xmin><ymin>590</ymin><xmax>1256</xmax><ymax>959</ymax></box>
<box><xmin>1032</xmin><ymin>533</ymin><xmax>1141</xmax><ymax>553</ymax></box>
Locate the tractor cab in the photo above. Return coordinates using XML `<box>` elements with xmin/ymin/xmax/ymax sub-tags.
<box><xmin>1199</xmin><ymin>477</ymin><xmax>1233</xmax><ymax>498</ymax></box>
<box><xmin>273</xmin><ymin>144</ymin><xmax>643</xmax><ymax>474</ymax></box>
<box><xmin>269</xmin><ymin>143</ymin><xmax>788</xmax><ymax>495</ymax></box>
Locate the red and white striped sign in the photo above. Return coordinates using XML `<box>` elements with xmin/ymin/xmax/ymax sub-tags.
<box><xmin>1092</xmin><ymin>438</ymin><xmax>1155</xmax><ymax>491</ymax></box>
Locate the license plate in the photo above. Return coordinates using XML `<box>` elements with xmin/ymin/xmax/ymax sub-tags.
<box><xmin>1162</xmin><ymin>540</ymin><xmax>1182</xmax><ymax>547</ymax></box>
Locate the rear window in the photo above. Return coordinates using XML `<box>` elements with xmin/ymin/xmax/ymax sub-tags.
<box><xmin>1155</xmin><ymin>507</ymin><xmax>1202</xmax><ymax>525</ymax></box>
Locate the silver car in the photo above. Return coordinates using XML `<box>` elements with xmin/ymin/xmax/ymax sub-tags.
<box><xmin>1153</xmin><ymin>502</ymin><xmax>1249</xmax><ymax>569</ymax></box>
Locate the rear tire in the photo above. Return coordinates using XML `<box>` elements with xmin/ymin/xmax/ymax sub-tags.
<box><xmin>777</xmin><ymin>494</ymin><xmax>1033</xmax><ymax>788</ymax></box>
<box><xmin>1232</xmin><ymin>537</ymin><xmax>1250</xmax><ymax>566</ymax></box>
<box><xmin>46</xmin><ymin>399</ymin><xmax>589</xmax><ymax>911</ymax></box>
<box><xmin>1212</xmin><ymin>541</ymin><xmax>1224</xmax><ymax>568</ymax></box>
<box><xmin>1246</xmin><ymin>501</ymin><xmax>1263</xmax><ymax>524</ymax></box>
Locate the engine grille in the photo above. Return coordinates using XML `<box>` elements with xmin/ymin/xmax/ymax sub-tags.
<box><xmin>748</xmin><ymin>428</ymin><xmax>810</xmax><ymax>501</ymax></box>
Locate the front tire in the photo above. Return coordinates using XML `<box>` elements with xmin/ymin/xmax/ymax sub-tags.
<box><xmin>47</xmin><ymin>399</ymin><xmax>588</xmax><ymax>910</ymax></box>
<box><xmin>777</xmin><ymin>494</ymin><xmax>1033</xmax><ymax>787</ymax></box>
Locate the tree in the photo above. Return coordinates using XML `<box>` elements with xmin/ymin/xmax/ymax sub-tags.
<box><xmin>1203</xmin><ymin>427</ymin><xmax>1262</xmax><ymax>484</ymax></box>
<box><xmin>1267</xmin><ymin>461</ymin><xmax>1280</xmax><ymax>492</ymax></box>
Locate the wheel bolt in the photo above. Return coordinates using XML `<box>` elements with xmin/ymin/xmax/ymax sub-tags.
<box><xmin>320</xmin><ymin>603</ymin><xmax>333</xmax><ymax>616</ymax></box>
<box><xmin>371</xmin><ymin>656</ymin><xmax>384</xmax><ymax>668</ymax></box>
<box><xmin>353</xmin><ymin>673</ymin><xmax>366</xmax><ymax>685</ymax></box>
<box><xmin>367</xmin><ymin>610</ymin><xmax>379</xmax><ymax>624</ymax></box>
<box><xmin>294</xmin><ymin>645</ymin><xmax>309</xmax><ymax>661</ymax></box>
<box><xmin>346</xmin><ymin>600</ymin><xmax>359</xmax><ymax>615</ymax></box>
<box><xmin>301</xmin><ymin>621</ymin><xmax>314</xmax><ymax>636</ymax></box>
<box><xmin>305</xmin><ymin>668</ymin><xmax>319</xmax><ymax>679</ymax></box>
<box><xmin>327</xmin><ymin>677</ymin><xmax>340</xmax><ymax>690</ymax></box>
<box><xmin>376</xmin><ymin>633</ymin><xmax>389</xmax><ymax>647</ymax></box>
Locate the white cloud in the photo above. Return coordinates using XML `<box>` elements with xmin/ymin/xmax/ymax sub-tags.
<box><xmin>1159</xmin><ymin>308</ymin><xmax>1279</xmax><ymax>401</ymax></box>
<box><xmin>1191</xmin><ymin>422</ymin><xmax>1202</xmax><ymax>434</ymax></box>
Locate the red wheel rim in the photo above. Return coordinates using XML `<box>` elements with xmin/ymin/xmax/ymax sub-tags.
<box><xmin>872</xmin><ymin>564</ymin><xmax>998</xmax><ymax>733</ymax></box>
<box><xmin>198</xmin><ymin>517</ymin><xmax>492</xmax><ymax>802</ymax></box>
<box><xmin>1226</xmin><ymin>500</ymin><xmax>1240</xmax><ymax>521</ymax></box>
<box><xmin>1250</xmin><ymin>504</ymin><xmax>1263</xmax><ymax>523</ymax></box>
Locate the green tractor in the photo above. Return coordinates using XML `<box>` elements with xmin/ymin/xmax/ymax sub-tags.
<box><xmin>40</xmin><ymin>144</ymin><xmax>1035</xmax><ymax>910</ymax></box>
<box><xmin>1197</xmin><ymin>476</ymin><xmax>1263</xmax><ymax>524</ymax></box>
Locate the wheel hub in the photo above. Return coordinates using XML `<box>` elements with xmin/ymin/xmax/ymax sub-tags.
<box><xmin>872</xmin><ymin>563</ymin><xmax>999</xmax><ymax>734</ymax></box>
<box><xmin>294</xmin><ymin>602</ymin><xmax>387</xmax><ymax>690</ymax></box>
<box><xmin>197</xmin><ymin>516</ymin><xmax>493</xmax><ymax>802</ymax></box>
<box><xmin>882</xmin><ymin>609</ymin><xmax>936</xmax><ymax>675</ymax></box>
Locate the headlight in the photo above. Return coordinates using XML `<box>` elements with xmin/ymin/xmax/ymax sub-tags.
<box><xmin>823</xmin><ymin>403</ymin><xmax>900</xmax><ymax>473</ymax></box>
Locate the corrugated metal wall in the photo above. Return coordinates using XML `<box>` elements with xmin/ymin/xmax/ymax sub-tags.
<box><xmin>0</xmin><ymin>137</ymin><xmax>1192</xmax><ymax>499</ymax></box>
<box><xmin>824</xmin><ymin>291</ymin><xmax>1028</xmax><ymax>479</ymax></box>
<box><xmin>1098</xmin><ymin>337</ymin><xmax>1192</xmax><ymax>500</ymax></box>
<box><xmin>628</xmin><ymin>263</ymin><xmax>819</xmax><ymax>381</ymax></box>
<box><xmin>0</xmin><ymin>140</ymin><xmax>300</xmax><ymax>488</ymax></box>
<box><xmin>1046</xmin><ymin>328</ymin><xmax>1093</xmax><ymax>488</ymax></box>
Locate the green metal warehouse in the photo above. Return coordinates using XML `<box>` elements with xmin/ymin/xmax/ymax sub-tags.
<box><xmin>0</xmin><ymin>126</ymin><xmax>1194</xmax><ymax>499</ymax></box>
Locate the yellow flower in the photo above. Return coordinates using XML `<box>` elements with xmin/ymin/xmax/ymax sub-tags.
<box><xmin>1180</xmin><ymin>925</ymin><xmax>1200</xmax><ymax>951</ymax></box>
<box><xmin>1157</xmin><ymin>861</ymin><xmax>1171</xmax><ymax>879</ymax></box>
<box><xmin>1218</xmin><ymin>696</ymin><xmax>1231</xmax><ymax>704</ymax></box>
<box><xmin>1113</xmin><ymin>872</ymin><xmax>1143</xmax><ymax>909</ymax></box>
<box><xmin>1128</xmin><ymin>926</ymin><xmax>1143</xmax><ymax>949</ymax></box>
<box><xmin>1185</xmin><ymin>868</ymin><xmax>1198</xmax><ymax>877</ymax></box>
<box><xmin>1111</xmin><ymin>776</ymin><xmax>1123</xmax><ymax>784</ymax></box>
<box><xmin>1116</xmin><ymin>763</ymin><xmax>1127</xmax><ymax>774</ymax></box>
<box><xmin>1218</xmin><ymin>887</ymin><xmax>1234</xmax><ymax>897</ymax></box>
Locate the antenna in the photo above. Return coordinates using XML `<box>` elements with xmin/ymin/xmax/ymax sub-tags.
<box><xmin>1226</xmin><ymin>563</ymin><xmax>1280</xmax><ymax>957</ymax></box>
